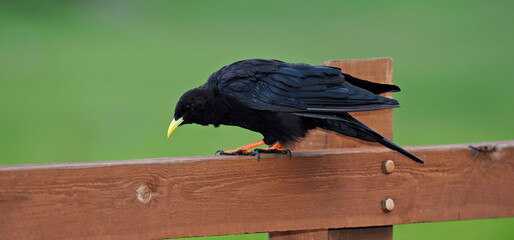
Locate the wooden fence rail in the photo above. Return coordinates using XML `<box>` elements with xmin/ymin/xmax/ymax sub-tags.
<box><xmin>1</xmin><ymin>140</ymin><xmax>513</xmax><ymax>240</ymax></box>
<box><xmin>0</xmin><ymin>58</ymin><xmax>512</xmax><ymax>240</ymax></box>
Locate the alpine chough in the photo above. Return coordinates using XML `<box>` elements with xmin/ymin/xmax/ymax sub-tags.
<box><xmin>167</xmin><ymin>59</ymin><xmax>424</xmax><ymax>164</ymax></box>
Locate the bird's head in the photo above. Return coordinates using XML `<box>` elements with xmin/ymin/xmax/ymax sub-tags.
<box><xmin>167</xmin><ymin>87</ymin><xmax>211</xmax><ymax>138</ymax></box>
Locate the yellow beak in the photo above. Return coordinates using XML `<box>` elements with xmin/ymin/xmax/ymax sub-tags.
<box><xmin>167</xmin><ymin>117</ymin><xmax>184</xmax><ymax>138</ymax></box>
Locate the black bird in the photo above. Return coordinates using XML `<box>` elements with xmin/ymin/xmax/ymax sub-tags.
<box><xmin>167</xmin><ymin>59</ymin><xmax>424</xmax><ymax>164</ymax></box>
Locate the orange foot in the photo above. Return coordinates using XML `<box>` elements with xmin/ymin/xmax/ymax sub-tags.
<box><xmin>215</xmin><ymin>140</ymin><xmax>265</xmax><ymax>155</ymax></box>
<box><xmin>215</xmin><ymin>141</ymin><xmax>291</xmax><ymax>160</ymax></box>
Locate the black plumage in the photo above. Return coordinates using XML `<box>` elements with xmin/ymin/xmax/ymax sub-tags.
<box><xmin>169</xmin><ymin>59</ymin><xmax>424</xmax><ymax>164</ymax></box>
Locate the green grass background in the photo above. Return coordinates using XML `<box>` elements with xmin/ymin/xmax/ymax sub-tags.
<box><xmin>1</xmin><ymin>0</ymin><xmax>513</xmax><ymax>239</ymax></box>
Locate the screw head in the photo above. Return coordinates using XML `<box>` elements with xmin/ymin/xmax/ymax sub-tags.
<box><xmin>382</xmin><ymin>198</ymin><xmax>395</xmax><ymax>212</ymax></box>
<box><xmin>383</xmin><ymin>160</ymin><xmax>395</xmax><ymax>174</ymax></box>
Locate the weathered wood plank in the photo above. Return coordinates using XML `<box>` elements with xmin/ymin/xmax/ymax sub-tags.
<box><xmin>0</xmin><ymin>140</ymin><xmax>513</xmax><ymax>240</ymax></box>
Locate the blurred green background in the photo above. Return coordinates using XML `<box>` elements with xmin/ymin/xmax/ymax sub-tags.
<box><xmin>1</xmin><ymin>0</ymin><xmax>512</xmax><ymax>239</ymax></box>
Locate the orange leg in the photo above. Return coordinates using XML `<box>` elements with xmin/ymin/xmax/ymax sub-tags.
<box><xmin>222</xmin><ymin>140</ymin><xmax>265</xmax><ymax>154</ymax></box>
<box><xmin>258</xmin><ymin>142</ymin><xmax>286</xmax><ymax>151</ymax></box>
<box><xmin>216</xmin><ymin>141</ymin><xmax>291</xmax><ymax>159</ymax></box>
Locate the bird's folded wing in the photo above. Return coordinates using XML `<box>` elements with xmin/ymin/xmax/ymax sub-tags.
<box><xmin>216</xmin><ymin>60</ymin><xmax>399</xmax><ymax>113</ymax></box>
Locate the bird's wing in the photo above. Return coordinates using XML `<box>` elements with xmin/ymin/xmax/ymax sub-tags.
<box><xmin>212</xmin><ymin>59</ymin><xmax>399</xmax><ymax>113</ymax></box>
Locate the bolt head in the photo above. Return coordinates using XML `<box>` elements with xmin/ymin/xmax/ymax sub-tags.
<box><xmin>383</xmin><ymin>160</ymin><xmax>395</xmax><ymax>174</ymax></box>
<box><xmin>382</xmin><ymin>198</ymin><xmax>395</xmax><ymax>212</ymax></box>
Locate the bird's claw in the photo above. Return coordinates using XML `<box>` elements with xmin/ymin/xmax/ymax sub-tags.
<box><xmin>254</xmin><ymin>148</ymin><xmax>292</xmax><ymax>160</ymax></box>
<box><xmin>215</xmin><ymin>150</ymin><xmax>257</xmax><ymax>156</ymax></box>
<box><xmin>215</xmin><ymin>148</ymin><xmax>292</xmax><ymax>160</ymax></box>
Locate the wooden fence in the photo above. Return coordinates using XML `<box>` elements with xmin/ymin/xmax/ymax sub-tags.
<box><xmin>1</xmin><ymin>58</ymin><xmax>512</xmax><ymax>240</ymax></box>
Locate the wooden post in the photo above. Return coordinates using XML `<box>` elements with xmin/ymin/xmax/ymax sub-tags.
<box><xmin>269</xmin><ymin>227</ymin><xmax>392</xmax><ymax>240</ymax></box>
<box><xmin>272</xmin><ymin>57</ymin><xmax>395</xmax><ymax>240</ymax></box>
<box><xmin>289</xmin><ymin>57</ymin><xmax>394</xmax><ymax>151</ymax></box>
<box><xmin>329</xmin><ymin>226</ymin><xmax>393</xmax><ymax>240</ymax></box>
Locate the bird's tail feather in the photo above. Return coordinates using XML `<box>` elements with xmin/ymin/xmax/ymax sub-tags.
<box><xmin>374</xmin><ymin>136</ymin><xmax>424</xmax><ymax>163</ymax></box>
<box><xmin>317</xmin><ymin>113</ymin><xmax>424</xmax><ymax>164</ymax></box>
<box><xmin>342</xmin><ymin>73</ymin><xmax>401</xmax><ymax>94</ymax></box>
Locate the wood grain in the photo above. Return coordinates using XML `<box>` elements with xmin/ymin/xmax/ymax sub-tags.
<box><xmin>0</xmin><ymin>140</ymin><xmax>513</xmax><ymax>240</ymax></box>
